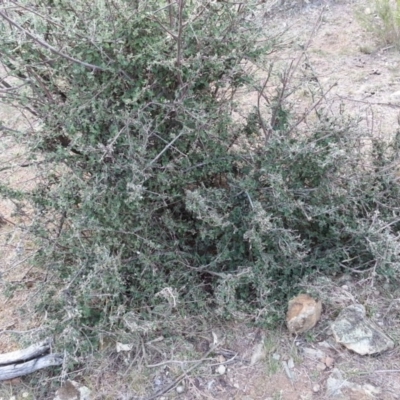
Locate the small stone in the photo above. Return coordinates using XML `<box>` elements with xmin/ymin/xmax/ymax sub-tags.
<box><xmin>22</xmin><ymin>394</ymin><xmax>30</xmax><ymax>399</ymax></box>
<box><xmin>54</xmin><ymin>380</ymin><xmax>91</xmax><ymax>400</ymax></box>
<box><xmin>313</xmin><ymin>384</ymin><xmax>321</xmax><ymax>392</ymax></box>
<box><xmin>318</xmin><ymin>341</ymin><xmax>332</xmax><ymax>349</ymax></box>
<box><xmin>302</xmin><ymin>347</ymin><xmax>325</xmax><ymax>360</ymax></box>
<box><xmin>216</xmin><ymin>365</ymin><xmax>226</xmax><ymax>375</ymax></box>
<box><xmin>287</xmin><ymin>358</ymin><xmax>294</xmax><ymax>369</ymax></box>
<box><xmin>272</xmin><ymin>353</ymin><xmax>281</xmax><ymax>360</ymax></box>
<box><xmin>250</xmin><ymin>342</ymin><xmax>267</xmax><ymax>366</ymax></box>
<box><xmin>176</xmin><ymin>385</ymin><xmax>185</xmax><ymax>394</ymax></box>
<box><xmin>364</xmin><ymin>7</ymin><xmax>372</xmax><ymax>15</ymax></box>
<box><xmin>316</xmin><ymin>362</ymin><xmax>326</xmax><ymax>371</ymax></box>
<box><xmin>217</xmin><ymin>355</ymin><xmax>226</xmax><ymax>363</ymax></box>
<box><xmin>324</xmin><ymin>356</ymin><xmax>335</xmax><ymax>368</ymax></box>
<box><xmin>326</xmin><ymin>368</ymin><xmax>347</xmax><ymax>398</ymax></box>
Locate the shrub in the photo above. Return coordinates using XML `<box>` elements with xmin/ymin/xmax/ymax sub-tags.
<box><xmin>1</xmin><ymin>0</ymin><xmax>400</xmax><ymax>360</ymax></box>
<box><xmin>357</xmin><ymin>0</ymin><xmax>400</xmax><ymax>48</ymax></box>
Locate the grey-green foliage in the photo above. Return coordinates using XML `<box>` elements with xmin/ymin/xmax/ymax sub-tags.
<box><xmin>1</xmin><ymin>0</ymin><xmax>400</xmax><ymax>355</ymax></box>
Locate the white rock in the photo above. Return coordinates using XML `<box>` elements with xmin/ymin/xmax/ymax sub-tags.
<box><xmin>176</xmin><ymin>385</ymin><xmax>185</xmax><ymax>394</ymax></box>
<box><xmin>313</xmin><ymin>384</ymin><xmax>321</xmax><ymax>392</ymax></box>
<box><xmin>216</xmin><ymin>365</ymin><xmax>226</xmax><ymax>375</ymax></box>
<box><xmin>326</xmin><ymin>368</ymin><xmax>347</xmax><ymax>398</ymax></box>
<box><xmin>272</xmin><ymin>353</ymin><xmax>281</xmax><ymax>360</ymax></box>
<box><xmin>331</xmin><ymin>304</ymin><xmax>394</xmax><ymax>355</ymax></box>
<box><xmin>250</xmin><ymin>342</ymin><xmax>267</xmax><ymax>366</ymax></box>
<box><xmin>302</xmin><ymin>347</ymin><xmax>325</xmax><ymax>360</ymax></box>
<box><xmin>325</xmin><ymin>368</ymin><xmax>381</xmax><ymax>399</ymax></box>
<box><xmin>116</xmin><ymin>342</ymin><xmax>133</xmax><ymax>352</ymax></box>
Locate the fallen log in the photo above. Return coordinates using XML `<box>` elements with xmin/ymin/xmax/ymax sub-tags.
<box><xmin>0</xmin><ymin>338</ymin><xmax>63</xmax><ymax>380</ymax></box>
<box><xmin>0</xmin><ymin>353</ymin><xmax>63</xmax><ymax>380</ymax></box>
<box><xmin>0</xmin><ymin>338</ymin><xmax>52</xmax><ymax>365</ymax></box>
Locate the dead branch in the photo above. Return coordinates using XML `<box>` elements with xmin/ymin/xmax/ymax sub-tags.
<box><xmin>0</xmin><ymin>338</ymin><xmax>63</xmax><ymax>380</ymax></box>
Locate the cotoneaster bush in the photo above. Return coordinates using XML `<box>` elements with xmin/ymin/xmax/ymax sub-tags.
<box><xmin>1</xmin><ymin>0</ymin><xmax>400</xmax><ymax>358</ymax></box>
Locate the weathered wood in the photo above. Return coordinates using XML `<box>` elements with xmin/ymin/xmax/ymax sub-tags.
<box><xmin>0</xmin><ymin>338</ymin><xmax>52</xmax><ymax>365</ymax></box>
<box><xmin>0</xmin><ymin>353</ymin><xmax>63</xmax><ymax>381</ymax></box>
<box><xmin>0</xmin><ymin>338</ymin><xmax>63</xmax><ymax>380</ymax></box>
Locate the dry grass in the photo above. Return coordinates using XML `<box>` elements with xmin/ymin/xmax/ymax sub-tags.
<box><xmin>357</xmin><ymin>0</ymin><xmax>400</xmax><ymax>48</ymax></box>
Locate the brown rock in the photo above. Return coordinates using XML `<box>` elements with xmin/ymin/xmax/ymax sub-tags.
<box><xmin>286</xmin><ymin>294</ymin><xmax>322</xmax><ymax>334</ymax></box>
<box><xmin>54</xmin><ymin>381</ymin><xmax>80</xmax><ymax>400</ymax></box>
<box><xmin>324</xmin><ymin>356</ymin><xmax>335</xmax><ymax>368</ymax></box>
<box><xmin>54</xmin><ymin>380</ymin><xmax>92</xmax><ymax>400</ymax></box>
<box><xmin>316</xmin><ymin>362</ymin><xmax>327</xmax><ymax>371</ymax></box>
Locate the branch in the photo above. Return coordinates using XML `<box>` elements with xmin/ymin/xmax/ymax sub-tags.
<box><xmin>0</xmin><ymin>338</ymin><xmax>51</xmax><ymax>365</ymax></box>
<box><xmin>0</xmin><ymin>354</ymin><xmax>63</xmax><ymax>381</ymax></box>
<box><xmin>0</xmin><ymin>10</ymin><xmax>106</xmax><ymax>71</ymax></box>
<box><xmin>176</xmin><ymin>0</ymin><xmax>185</xmax><ymax>87</ymax></box>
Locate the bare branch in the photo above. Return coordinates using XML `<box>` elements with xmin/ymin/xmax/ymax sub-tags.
<box><xmin>176</xmin><ymin>0</ymin><xmax>185</xmax><ymax>87</ymax></box>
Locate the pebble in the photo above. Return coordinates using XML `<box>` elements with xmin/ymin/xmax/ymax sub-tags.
<box><xmin>316</xmin><ymin>362</ymin><xmax>327</xmax><ymax>371</ymax></box>
<box><xmin>176</xmin><ymin>385</ymin><xmax>185</xmax><ymax>394</ymax></box>
<box><xmin>302</xmin><ymin>347</ymin><xmax>325</xmax><ymax>360</ymax></box>
<box><xmin>287</xmin><ymin>357</ymin><xmax>294</xmax><ymax>369</ymax></box>
<box><xmin>272</xmin><ymin>353</ymin><xmax>281</xmax><ymax>360</ymax></box>
<box><xmin>216</xmin><ymin>364</ymin><xmax>226</xmax><ymax>375</ymax></box>
<box><xmin>325</xmin><ymin>356</ymin><xmax>335</xmax><ymax>368</ymax></box>
<box><xmin>313</xmin><ymin>383</ymin><xmax>321</xmax><ymax>392</ymax></box>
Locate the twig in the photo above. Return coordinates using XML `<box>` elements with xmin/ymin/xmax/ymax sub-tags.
<box><xmin>361</xmin><ymin>369</ymin><xmax>400</xmax><ymax>374</ymax></box>
<box><xmin>285</xmin><ymin>82</ymin><xmax>337</xmax><ymax>136</ymax></box>
<box><xmin>149</xmin><ymin>15</ymin><xmax>177</xmax><ymax>39</ymax></box>
<box><xmin>337</xmin><ymin>95</ymin><xmax>400</xmax><ymax>109</ymax></box>
<box><xmin>144</xmin><ymin>344</ymin><xmax>218</xmax><ymax>400</ymax></box>
<box><xmin>0</xmin><ymin>215</ymin><xmax>15</xmax><ymax>226</ymax></box>
<box><xmin>257</xmin><ymin>64</ymin><xmax>273</xmax><ymax>143</ymax></box>
<box><xmin>147</xmin><ymin>357</ymin><xmax>214</xmax><ymax>368</ymax></box>
<box><xmin>146</xmin><ymin>129</ymin><xmax>186</xmax><ymax>167</ymax></box>
<box><xmin>208</xmin><ymin>353</ymin><xmax>238</xmax><ymax>366</ymax></box>
<box><xmin>176</xmin><ymin>0</ymin><xmax>185</xmax><ymax>87</ymax></box>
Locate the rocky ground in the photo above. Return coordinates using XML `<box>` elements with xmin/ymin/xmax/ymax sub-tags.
<box><xmin>2</xmin><ymin>0</ymin><xmax>400</xmax><ymax>398</ymax></box>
